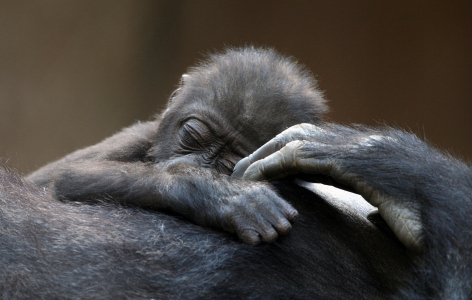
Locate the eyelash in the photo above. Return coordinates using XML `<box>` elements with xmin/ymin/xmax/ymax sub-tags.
<box><xmin>215</xmin><ymin>162</ymin><xmax>233</xmax><ymax>175</ymax></box>
<box><xmin>219</xmin><ymin>158</ymin><xmax>235</xmax><ymax>173</ymax></box>
<box><xmin>180</xmin><ymin>124</ymin><xmax>205</xmax><ymax>151</ymax></box>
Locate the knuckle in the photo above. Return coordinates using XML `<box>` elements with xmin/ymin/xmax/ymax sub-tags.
<box><xmin>286</xmin><ymin>139</ymin><xmax>308</xmax><ymax>150</ymax></box>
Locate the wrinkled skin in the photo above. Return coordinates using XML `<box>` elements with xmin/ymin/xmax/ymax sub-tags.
<box><xmin>234</xmin><ymin>123</ymin><xmax>472</xmax><ymax>298</ymax></box>
<box><xmin>28</xmin><ymin>47</ymin><xmax>327</xmax><ymax>245</ymax></box>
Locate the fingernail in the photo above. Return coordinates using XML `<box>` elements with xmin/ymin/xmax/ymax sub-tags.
<box><xmin>231</xmin><ymin>157</ymin><xmax>251</xmax><ymax>178</ymax></box>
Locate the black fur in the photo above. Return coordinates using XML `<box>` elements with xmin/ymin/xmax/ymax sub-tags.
<box><xmin>317</xmin><ymin>125</ymin><xmax>472</xmax><ymax>299</ymax></box>
<box><xmin>0</xmin><ymin>47</ymin><xmax>469</xmax><ymax>298</ymax></box>
<box><xmin>27</xmin><ymin>47</ymin><xmax>328</xmax><ymax>245</ymax></box>
<box><xmin>235</xmin><ymin>122</ymin><xmax>472</xmax><ymax>298</ymax></box>
<box><xmin>1</xmin><ymin>164</ymin><xmax>411</xmax><ymax>299</ymax></box>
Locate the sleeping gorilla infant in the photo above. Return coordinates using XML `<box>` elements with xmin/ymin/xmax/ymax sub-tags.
<box><xmin>24</xmin><ymin>47</ymin><xmax>472</xmax><ymax>299</ymax></box>
<box><xmin>28</xmin><ymin>47</ymin><xmax>328</xmax><ymax>245</ymax></box>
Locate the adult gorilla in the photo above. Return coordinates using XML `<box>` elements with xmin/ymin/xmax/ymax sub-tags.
<box><xmin>233</xmin><ymin>123</ymin><xmax>472</xmax><ymax>299</ymax></box>
<box><xmin>1</xmin><ymin>47</ymin><xmax>471</xmax><ymax>299</ymax></box>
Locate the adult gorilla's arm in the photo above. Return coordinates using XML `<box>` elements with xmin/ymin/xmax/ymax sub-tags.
<box><xmin>233</xmin><ymin>123</ymin><xmax>472</xmax><ymax>298</ymax></box>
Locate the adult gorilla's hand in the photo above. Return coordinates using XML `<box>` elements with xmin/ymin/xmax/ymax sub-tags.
<box><xmin>232</xmin><ymin>123</ymin><xmax>425</xmax><ymax>253</ymax></box>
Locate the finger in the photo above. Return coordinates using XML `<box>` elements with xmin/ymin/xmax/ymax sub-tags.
<box><xmin>238</xmin><ymin>229</ymin><xmax>262</xmax><ymax>245</ymax></box>
<box><xmin>258</xmin><ymin>222</ymin><xmax>279</xmax><ymax>243</ymax></box>
<box><xmin>267</xmin><ymin>211</ymin><xmax>293</xmax><ymax>235</ymax></box>
<box><xmin>232</xmin><ymin>138</ymin><xmax>285</xmax><ymax>178</ymax></box>
<box><xmin>231</xmin><ymin>157</ymin><xmax>251</xmax><ymax>178</ymax></box>
<box><xmin>273</xmin><ymin>198</ymin><xmax>299</xmax><ymax>222</ymax></box>
<box><xmin>237</xmin><ymin>219</ymin><xmax>278</xmax><ymax>244</ymax></box>
<box><xmin>259</xmin><ymin>200</ymin><xmax>295</xmax><ymax>235</ymax></box>
<box><xmin>242</xmin><ymin>140</ymin><xmax>307</xmax><ymax>181</ymax></box>
<box><xmin>273</xmin><ymin>218</ymin><xmax>292</xmax><ymax>235</ymax></box>
<box><xmin>232</xmin><ymin>124</ymin><xmax>319</xmax><ymax>179</ymax></box>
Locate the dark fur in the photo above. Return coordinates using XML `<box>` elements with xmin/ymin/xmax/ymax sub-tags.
<box><xmin>255</xmin><ymin>123</ymin><xmax>472</xmax><ymax>299</ymax></box>
<box><xmin>0</xmin><ymin>47</ymin><xmax>470</xmax><ymax>298</ymax></box>
<box><xmin>318</xmin><ymin>125</ymin><xmax>472</xmax><ymax>299</ymax></box>
<box><xmin>27</xmin><ymin>47</ymin><xmax>328</xmax><ymax>244</ymax></box>
<box><xmin>1</xmin><ymin>164</ymin><xmax>411</xmax><ymax>299</ymax></box>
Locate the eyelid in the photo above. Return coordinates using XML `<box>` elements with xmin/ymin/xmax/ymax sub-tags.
<box><xmin>184</xmin><ymin>118</ymin><xmax>214</xmax><ymax>137</ymax></box>
<box><xmin>178</xmin><ymin>119</ymin><xmax>213</xmax><ymax>152</ymax></box>
<box><xmin>183</xmin><ymin>122</ymin><xmax>201</xmax><ymax>138</ymax></box>
<box><xmin>180</xmin><ymin>126</ymin><xmax>204</xmax><ymax>151</ymax></box>
<box><xmin>183</xmin><ymin>120</ymin><xmax>210</xmax><ymax>141</ymax></box>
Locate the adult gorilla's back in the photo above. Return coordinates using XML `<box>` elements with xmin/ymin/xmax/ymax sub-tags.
<box><xmin>0</xmin><ymin>164</ymin><xmax>409</xmax><ymax>299</ymax></box>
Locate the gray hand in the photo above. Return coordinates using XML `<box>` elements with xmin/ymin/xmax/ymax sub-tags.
<box><xmin>233</xmin><ymin>123</ymin><xmax>423</xmax><ymax>253</ymax></box>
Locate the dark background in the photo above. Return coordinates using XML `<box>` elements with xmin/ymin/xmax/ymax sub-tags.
<box><xmin>1</xmin><ymin>1</ymin><xmax>471</xmax><ymax>174</ymax></box>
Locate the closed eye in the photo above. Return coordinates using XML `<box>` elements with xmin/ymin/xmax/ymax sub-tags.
<box><xmin>178</xmin><ymin>119</ymin><xmax>214</xmax><ymax>152</ymax></box>
<box><xmin>180</xmin><ymin>123</ymin><xmax>205</xmax><ymax>150</ymax></box>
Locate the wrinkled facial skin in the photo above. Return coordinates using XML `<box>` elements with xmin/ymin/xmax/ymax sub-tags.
<box><xmin>173</xmin><ymin>118</ymin><xmax>240</xmax><ymax>175</ymax></box>
<box><xmin>149</xmin><ymin>47</ymin><xmax>328</xmax><ymax>175</ymax></box>
<box><xmin>154</xmin><ymin>109</ymin><xmax>259</xmax><ymax>176</ymax></box>
<box><xmin>148</xmin><ymin>105</ymin><xmax>249</xmax><ymax>177</ymax></box>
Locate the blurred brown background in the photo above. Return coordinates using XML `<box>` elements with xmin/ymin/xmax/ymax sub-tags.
<box><xmin>1</xmin><ymin>0</ymin><xmax>471</xmax><ymax>174</ymax></box>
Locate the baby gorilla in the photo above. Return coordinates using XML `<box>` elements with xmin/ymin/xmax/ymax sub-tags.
<box><xmin>28</xmin><ymin>47</ymin><xmax>328</xmax><ymax>244</ymax></box>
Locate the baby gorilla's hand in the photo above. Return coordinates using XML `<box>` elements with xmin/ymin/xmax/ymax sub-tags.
<box><xmin>160</xmin><ymin>160</ymin><xmax>297</xmax><ymax>245</ymax></box>
<box><xmin>216</xmin><ymin>182</ymin><xmax>298</xmax><ymax>245</ymax></box>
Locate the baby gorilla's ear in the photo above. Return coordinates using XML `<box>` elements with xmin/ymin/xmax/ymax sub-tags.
<box><xmin>169</xmin><ymin>74</ymin><xmax>190</xmax><ymax>103</ymax></box>
<box><xmin>181</xmin><ymin>74</ymin><xmax>190</xmax><ymax>84</ymax></box>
